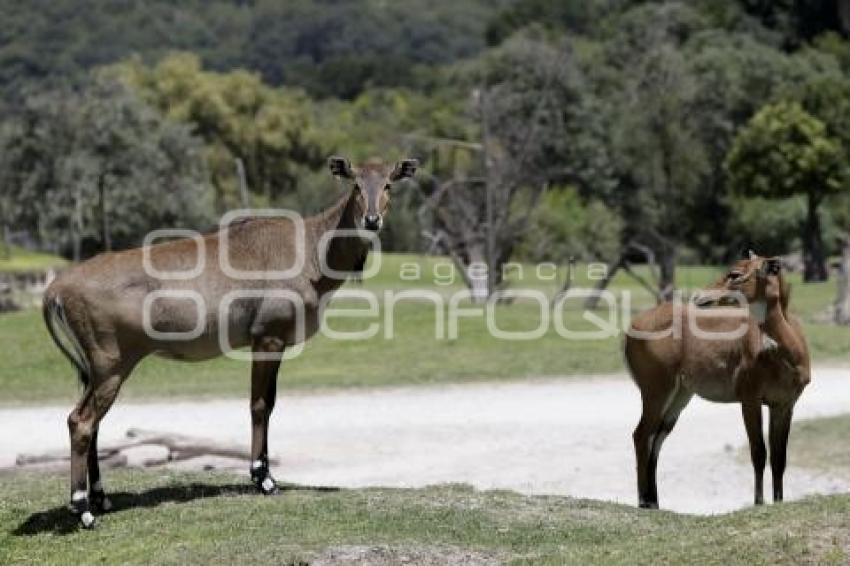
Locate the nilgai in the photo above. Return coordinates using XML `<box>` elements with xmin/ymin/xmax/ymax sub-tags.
<box><xmin>624</xmin><ymin>253</ymin><xmax>809</xmax><ymax>509</ymax></box>
<box><xmin>43</xmin><ymin>156</ymin><xmax>417</xmax><ymax>528</ymax></box>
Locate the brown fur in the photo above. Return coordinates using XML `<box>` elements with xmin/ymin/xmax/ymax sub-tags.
<box><xmin>43</xmin><ymin>156</ymin><xmax>416</xmax><ymax>527</ymax></box>
<box><xmin>624</xmin><ymin>254</ymin><xmax>810</xmax><ymax>509</ymax></box>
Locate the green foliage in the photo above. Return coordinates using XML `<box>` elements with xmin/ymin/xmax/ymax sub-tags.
<box><xmin>726</xmin><ymin>98</ymin><xmax>847</xmax><ymax>279</ymax></box>
<box><xmin>734</xmin><ymin>0</ymin><xmax>850</xmax><ymax>46</ymax></box>
<box><xmin>246</xmin><ymin>0</ymin><xmax>494</xmax><ymax>99</ymax></box>
<box><xmin>110</xmin><ymin>53</ymin><xmax>325</xmax><ymax>211</ymax></box>
<box><xmin>0</xmin><ymin>0</ymin><xmax>496</xmax><ymax>103</ymax></box>
<box><xmin>587</xmin><ymin>3</ymin><xmax>712</xmax><ymax>276</ymax></box>
<box><xmin>1</xmin><ymin>0</ymin><xmax>850</xmax><ymax>264</ymax></box>
<box><xmin>725</xmin><ymin>100</ymin><xmax>845</xmax><ymax>200</ymax></box>
<box><xmin>727</xmin><ymin>196</ymin><xmax>807</xmax><ymax>256</ymax></box>
<box><xmin>0</xmin><ymin>76</ymin><xmax>212</xmax><ymax>255</ymax></box>
<box><xmin>516</xmin><ymin>187</ymin><xmax>622</xmax><ymax>264</ymax></box>
<box><xmin>485</xmin><ymin>0</ymin><xmax>615</xmax><ymax>45</ymax></box>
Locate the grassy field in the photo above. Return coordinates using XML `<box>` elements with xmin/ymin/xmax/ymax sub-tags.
<box><xmin>0</xmin><ymin>470</ymin><xmax>848</xmax><ymax>565</ymax></box>
<box><xmin>0</xmin><ymin>253</ymin><xmax>847</xmax><ymax>404</ymax></box>
<box><xmin>0</xmin><ymin>245</ymin><xmax>66</xmax><ymax>273</ymax></box>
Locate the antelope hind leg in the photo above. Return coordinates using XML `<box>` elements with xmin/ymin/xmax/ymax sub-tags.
<box><xmin>633</xmin><ymin>391</ymin><xmax>671</xmax><ymax>509</ymax></box>
<box><xmin>68</xmin><ymin>373</ymin><xmax>125</xmax><ymax>529</ymax></box>
<box><xmin>87</xmin><ymin>427</ymin><xmax>113</xmax><ymax>513</ymax></box>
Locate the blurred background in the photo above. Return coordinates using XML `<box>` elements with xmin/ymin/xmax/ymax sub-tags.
<box><xmin>0</xmin><ymin>1</ymin><xmax>848</xmax><ymax>398</ymax></box>
<box><xmin>1</xmin><ymin>0</ymin><xmax>849</xmax><ymax>285</ymax></box>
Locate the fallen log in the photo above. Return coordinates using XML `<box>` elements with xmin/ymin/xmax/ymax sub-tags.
<box><xmin>14</xmin><ymin>428</ymin><xmax>276</xmax><ymax>469</ymax></box>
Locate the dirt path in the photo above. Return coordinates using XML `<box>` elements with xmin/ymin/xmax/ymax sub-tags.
<box><xmin>3</xmin><ymin>367</ymin><xmax>849</xmax><ymax>514</ymax></box>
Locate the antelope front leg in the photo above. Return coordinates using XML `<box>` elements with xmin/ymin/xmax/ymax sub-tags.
<box><xmin>741</xmin><ymin>400</ymin><xmax>766</xmax><ymax>505</ymax></box>
<box><xmin>769</xmin><ymin>405</ymin><xmax>794</xmax><ymax>503</ymax></box>
<box><xmin>249</xmin><ymin>337</ymin><xmax>283</xmax><ymax>495</ymax></box>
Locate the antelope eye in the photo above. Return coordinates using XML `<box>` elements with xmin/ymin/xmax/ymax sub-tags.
<box><xmin>384</xmin><ymin>184</ymin><xmax>391</xmax><ymax>191</ymax></box>
<box><xmin>727</xmin><ymin>271</ymin><xmax>743</xmax><ymax>281</ymax></box>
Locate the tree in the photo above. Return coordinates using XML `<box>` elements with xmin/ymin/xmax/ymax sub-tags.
<box><xmin>0</xmin><ymin>76</ymin><xmax>212</xmax><ymax>258</ymax></box>
<box><xmin>594</xmin><ymin>3</ymin><xmax>710</xmax><ymax>300</ymax></box>
<box><xmin>416</xmin><ymin>35</ymin><xmax>584</xmax><ymax>301</ymax></box>
<box><xmin>515</xmin><ymin>186</ymin><xmax>622</xmax><ymax>265</ymax></box>
<box><xmin>725</xmin><ymin>100</ymin><xmax>846</xmax><ymax>281</ymax></box>
<box><xmin>108</xmin><ymin>53</ymin><xmax>326</xmax><ymax>212</ymax></box>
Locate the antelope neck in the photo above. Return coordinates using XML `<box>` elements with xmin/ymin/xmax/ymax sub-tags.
<box><xmin>759</xmin><ymin>299</ymin><xmax>805</xmax><ymax>365</ymax></box>
<box><xmin>313</xmin><ymin>190</ymin><xmax>370</xmax><ymax>277</ymax></box>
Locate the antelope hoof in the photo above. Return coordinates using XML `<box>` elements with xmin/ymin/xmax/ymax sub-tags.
<box><xmin>69</xmin><ymin>490</ymin><xmax>96</xmax><ymax>529</ymax></box>
<box><xmin>638</xmin><ymin>501</ymin><xmax>659</xmax><ymax>510</ymax></box>
<box><xmin>80</xmin><ymin>511</ymin><xmax>97</xmax><ymax>529</ymax></box>
<box><xmin>250</xmin><ymin>461</ymin><xmax>278</xmax><ymax>495</ymax></box>
<box><xmin>259</xmin><ymin>476</ymin><xmax>278</xmax><ymax>496</ymax></box>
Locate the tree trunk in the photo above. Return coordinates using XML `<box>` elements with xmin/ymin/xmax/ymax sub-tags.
<box><xmin>658</xmin><ymin>246</ymin><xmax>677</xmax><ymax>302</ymax></box>
<box><xmin>0</xmin><ymin>224</ymin><xmax>9</xmax><ymax>260</ymax></box>
<box><xmin>839</xmin><ymin>0</ymin><xmax>850</xmax><ymax>35</ymax></box>
<box><xmin>583</xmin><ymin>257</ymin><xmax>623</xmax><ymax>310</ymax></box>
<box><xmin>467</xmin><ymin>246</ymin><xmax>489</xmax><ymax>304</ymax></box>
<box><xmin>72</xmin><ymin>187</ymin><xmax>83</xmax><ymax>262</ymax></box>
<box><xmin>834</xmin><ymin>235</ymin><xmax>850</xmax><ymax>325</ymax></box>
<box><xmin>98</xmin><ymin>173</ymin><xmax>112</xmax><ymax>252</ymax></box>
<box><xmin>803</xmin><ymin>192</ymin><xmax>828</xmax><ymax>282</ymax></box>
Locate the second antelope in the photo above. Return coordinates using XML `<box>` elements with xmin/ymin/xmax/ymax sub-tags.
<box><xmin>43</xmin><ymin>156</ymin><xmax>417</xmax><ymax>529</ymax></box>
<box><xmin>624</xmin><ymin>252</ymin><xmax>810</xmax><ymax>510</ymax></box>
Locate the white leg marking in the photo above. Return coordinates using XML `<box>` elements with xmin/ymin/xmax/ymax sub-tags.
<box><xmin>251</xmin><ymin>460</ymin><xmax>264</xmax><ymax>470</ymax></box>
<box><xmin>80</xmin><ymin>511</ymin><xmax>95</xmax><ymax>528</ymax></box>
<box><xmin>261</xmin><ymin>477</ymin><xmax>275</xmax><ymax>492</ymax></box>
<box><xmin>72</xmin><ymin>490</ymin><xmax>87</xmax><ymax>502</ymax></box>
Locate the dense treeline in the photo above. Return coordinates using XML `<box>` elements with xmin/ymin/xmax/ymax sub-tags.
<box><xmin>0</xmin><ymin>0</ymin><xmax>849</xmax><ymax>289</ymax></box>
<box><xmin>0</xmin><ymin>0</ymin><xmax>499</xmax><ymax>103</ymax></box>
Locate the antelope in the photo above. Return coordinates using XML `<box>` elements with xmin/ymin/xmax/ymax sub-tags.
<box><xmin>624</xmin><ymin>252</ymin><xmax>810</xmax><ymax>510</ymax></box>
<box><xmin>43</xmin><ymin>156</ymin><xmax>417</xmax><ymax>528</ymax></box>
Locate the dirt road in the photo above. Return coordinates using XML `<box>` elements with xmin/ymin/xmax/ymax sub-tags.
<box><xmin>3</xmin><ymin>367</ymin><xmax>849</xmax><ymax>514</ymax></box>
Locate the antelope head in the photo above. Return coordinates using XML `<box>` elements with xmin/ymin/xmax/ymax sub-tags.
<box><xmin>695</xmin><ymin>251</ymin><xmax>785</xmax><ymax>323</ymax></box>
<box><xmin>328</xmin><ymin>156</ymin><xmax>418</xmax><ymax>232</ymax></box>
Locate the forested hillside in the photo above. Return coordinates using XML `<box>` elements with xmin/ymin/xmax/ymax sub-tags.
<box><xmin>0</xmin><ymin>0</ymin><xmax>849</xmax><ymax>289</ymax></box>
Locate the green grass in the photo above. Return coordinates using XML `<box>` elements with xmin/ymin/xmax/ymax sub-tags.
<box><xmin>0</xmin><ymin>245</ymin><xmax>65</xmax><ymax>273</ymax></box>
<box><xmin>1</xmin><ymin>470</ymin><xmax>848</xmax><ymax>565</ymax></box>
<box><xmin>1</xmin><ymin>253</ymin><xmax>848</xmax><ymax>404</ymax></box>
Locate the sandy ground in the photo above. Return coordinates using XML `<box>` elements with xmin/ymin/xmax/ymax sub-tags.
<box><xmin>2</xmin><ymin>367</ymin><xmax>849</xmax><ymax>515</ymax></box>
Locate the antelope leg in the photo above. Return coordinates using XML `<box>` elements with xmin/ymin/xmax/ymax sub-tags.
<box><xmin>769</xmin><ymin>404</ymin><xmax>794</xmax><ymax>503</ymax></box>
<box><xmin>742</xmin><ymin>400</ymin><xmax>766</xmax><ymax>505</ymax></box>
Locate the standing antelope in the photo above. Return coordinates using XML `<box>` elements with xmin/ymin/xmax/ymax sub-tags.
<box><xmin>43</xmin><ymin>156</ymin><xmax>417</xmax><ymax>528</ymax></box>
<box><xmin>625</xmin><ymin>253</ymin><xmax>810</xmax><ymax>509</ymax></box>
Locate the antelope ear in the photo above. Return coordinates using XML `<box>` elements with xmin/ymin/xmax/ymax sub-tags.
<box><xmin>390</xmin><ymin>158</ymin><xmax>418</xmax><ymax>182</ymax></box>
<box><xmin>758</xmin><ymin>258</ymin><xmax>781</xmax><ymax>277</ymax></box>
<box><xmin>328</xmin><ymin>156</ymin><xmax>354</xmax><ymax>179</ymax></box>
<box><xmin>764</xmin><ymin>258</ymin><xmax>782</xmax><ymax>276</ymax></box>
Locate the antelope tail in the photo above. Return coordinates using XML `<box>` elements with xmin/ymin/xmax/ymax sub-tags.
<box><xmin>43</xmin><ymin>295</ymin><xmax>91</xmax><ymax>386</ymax></box>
